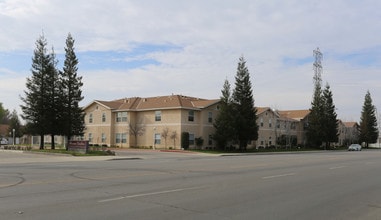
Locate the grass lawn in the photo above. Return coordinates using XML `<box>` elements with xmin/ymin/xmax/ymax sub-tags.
<box><xmin>30</xmin><ymin>148</ymin><xmax>115</xmax><ymax>156</ymax></box>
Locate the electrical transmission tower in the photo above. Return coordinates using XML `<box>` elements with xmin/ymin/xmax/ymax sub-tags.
<box><xmin>313</xmin><ymin>47</ymin><xmax>323</xmax><ymax>87</ymax></box>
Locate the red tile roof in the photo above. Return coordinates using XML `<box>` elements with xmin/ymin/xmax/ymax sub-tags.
<box><xmin>343</xmin><ymin>122</ymin><xmax>358</xmax><ymax>128</ymax></box>
<box><xmin>256</xmin><ymin>107</ymin><xmax>271</xmax><ymax>115</ymax></box>
<box><xmin>278</xmin><ymin>110</ymin><xmax>310</xmax><ymax>121</ymax></box>
<box><xmin>256</xmin><ymin>107</ymin><xmax>310</xmax><ymax>121</ymax></box>
<box><xmin>88</xmin><ymin>95</ymin><xmax>220</xmax><ymax>111</ymax></box>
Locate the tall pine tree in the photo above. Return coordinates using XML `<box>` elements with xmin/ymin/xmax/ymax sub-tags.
<box><xmin>213</xmin><ymin>79</ymin><xmax>236</xmax><ymax>150</ymax></box>
<box><xmin>322</xmin><ymin>83</ymin><xmax>338</xmax><ymax>149</ymax></box>
<box><xmin>307</xmin><ymin>82</ymin><xmax>324</xmax><ymax>147</ymax></box>
<box><xmin>8</xmin><ymin>110</ymin><xmax>23</xmax><ymax>139</ymax></box>
<box><xmin>45</xmin><ymin>48</ymin><xmax>62</xmax><ymax>149</ymax></box>
<box><xmin>62</xmin><ymin>33</ymin><xmax>85</xmax><ymax>149</ymax></box>
<box><xmin>21</xmin><ymin>35</ymin><xmax>53</xmax><ymax>149</ymax></box>
<box><xmin>232</xmin><ymin>56</ymin><xmax>258</xmax><ymax>150</ymax></box>
<box><xmin>307</xmin><ymin>48</ymin><xmax>324</xmax><ymax>148</ymax></box>
<box><xmin>359</xmin><ymin>91</ymin><xmax>379</xmax><ymax>148</ymax></box>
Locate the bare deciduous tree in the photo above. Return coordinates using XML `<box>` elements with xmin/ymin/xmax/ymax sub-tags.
<box><xmin>170</xmin><ymin>130</ymin><xmax>177</xmax><ymax>149</ymax></box>
<box><xmin>128</xmin><ymin>118</ymin><xmax>145</xmax><ymax>147</ymax></box>
<box><xmin>161</xmin><ymin>127</ymin><xmax>169</xmax><ymax>149</ymax></box>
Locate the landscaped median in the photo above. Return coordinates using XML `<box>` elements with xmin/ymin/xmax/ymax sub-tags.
<box><xmin>0</xmin><ymin>145</ymin><xmax>116</xmax><ymax>156</ymax></box>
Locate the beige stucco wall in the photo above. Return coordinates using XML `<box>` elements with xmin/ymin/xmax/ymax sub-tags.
<box><xmin>83</xmin><ymin>103</ymin><xmax>220</xmax><ymax>149</ymax></box>
<box><xmin>85</xmin><ymin>103</ymin><xmax>113</xmax><ymax>146</ymax></box>
<box><xmin>84</xmin><ymin>101</ymin><xmax>318</xmax><ymax>149</ymax></box>
<box><xmin>255</xmin><ymin>109</ymin><xmax>308</xmax><ymax>148</ymax></box>
<box><xmin>256</xmin><ymin>109</ymin><xmax>278</xmax><ymax>148</ymax></box>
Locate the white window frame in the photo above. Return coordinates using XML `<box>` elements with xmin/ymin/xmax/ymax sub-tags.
<box><xmin>154</xmin><ymin>133</ymin><xmax>161</xmax><ymax>144</ymax></box>
<box><xmin>208</xmin><ymin>112</ymin><xmax>213</xmax><ymax>123</ymax></box>
<box><xmin>88</xmin><ymin>133</ymin><xmax>93</xmax><ymax>142</ymax></box>
<box><xmin>189</xmin><ymin>133</ymin><xmax>195</xmax><ymax>145</ymax></box>
<box><xmin>188</xmin><ymin>110</ymin><xmax>194</xmax><ymax>122</ymax></box>
<box><xmin>155</xmin><ymin>111</ymin><xmax>161</xmax><ymax>121</ymax></box>
<box><xmin>116</xmin><ymin>112</ymin><xmax>127</xmax><ymax>122</ymax></box>
<box><xmin>116</xmin><ymin>133</ymin><xmax>127</xmax><ymax>143</ymax></box>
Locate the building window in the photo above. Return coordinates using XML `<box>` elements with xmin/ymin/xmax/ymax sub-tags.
<box><xmin>122</xmin><ymin>133</ymin><xmax>127</xmax><ymax>143</ymax></box>
<box><xmin>155</xmin><ymin>111</ymin><xmax>161</xmax><ymax>121</ymax></box>
<box><xmin>154</xmin><ymin>133</ymin><xmax>161</xmax><ymax>144</ymax></box>
<box><xmin>88</xmin><ymin>133</ymin><xmax>93</xmax><ymax>142</ymax></box>
<box><xmin>115</xmin><ymin>133</ymin><xmax>121</xmax><ymax>143</ymax></box>
<box><xmin>291</xmin><ymin>122</ymin><xmax>296</xmax><ymax>129</ymax></box>
<box><xmin>102</xmin><ymin>113</ymin><xmax>106</xmax><ymax>122</ymax></box>
<box><xmin>101</xmin><ymin>133</ymin><xmax>106</xmax><ymax>142</ymax></box>
<box><xmin>189</xmin><ymin>133</ymin><xmax>195</xmax><ymax>145</ymax></box>
<box><xmin>269</xmin><ymin>119</ymin><xmax>272</xmax><ymax>128</ymax></box>
<box><xmin>89</xmin><ymin>113</ymin><xmax>93</xmax><ymax>123</ymax></box>
<box><xmin>208</xmin><ymin>135</ymin><xmax>213</xmax><ymax>145</ymax></box>
<box><xmin>188</xmin><ymin>110</ymin><xmax>194</xmax><ymax>121</ymax></box>
<box><xmin>116</xmin><ymin>133</ymin><xmax>127</xmax><ymax>143</ymax></box>
<box><xmin>116</xmin><ymin>112</ymin><xmax>127</xmax><ymax>122</ymax></box>
<box><xmin>260</xmin><ymin>118</ymin><xmax>263</xmax><ymax>127</ymax></box>
<box><xmin>208</xmin><ymin>112</ymin><xmax>213</xmax><ymax>123</ymax></box>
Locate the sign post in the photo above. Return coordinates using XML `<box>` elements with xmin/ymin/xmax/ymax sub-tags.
<box><xmin>68</xmin><ymin>140</ymin><xmax>89</xmax><ymax>154</ymax></box>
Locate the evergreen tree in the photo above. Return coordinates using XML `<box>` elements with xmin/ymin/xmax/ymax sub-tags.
<box><xmin>232</xmin><ymin>56</ymin><xmax>258</xmax><ymax>150</ymax></box>
<box><xmin>61</xmin><ymin>33</ymin><xmax>85</xmax><ymax>148</ymax></box>
<box><xmin>0</xmin><ymin>103</ymin><xmax>10</xmax><ymax>124</ymax></box>
<box><xmin>45</xmin><ymin>48</ymin><xmax>62</xmax><ymax>149</ymax></box>
<box><xmin>8</xmin><ymin>110</ymin><xmax>22</xmax><ymax>138</ymax></box>
<box><xmin>20</xmin><ymin>35</ymin><xmax>52</xmax><ymax>149</ymax></box>
<box><xmin>213</xmin><ymin>79</ymin><xmax>235</xmax><ymax>149</ymax></box>
<box><xmin>359</xmin><ymin>91</ymin><xmax>379</xmax><ymax>147</ymax></box>
<box><xmin>307</xmin><ymin>47</ymin><xmax>324</xmax><ymax>148</ymax></box>
<box><xmin>322</xmin><ymin>83</ymin><xmax>338</xmax><ymax>149</ymax></box>
<box><xmin>0</xmin><ymin>103</ymin><xmax>4</xmax><ymax>123</ymax></box>
<box><xmin>307</xmin><ymin>82</ymin><xmax>324</xmax><ymax>147</ymax></box>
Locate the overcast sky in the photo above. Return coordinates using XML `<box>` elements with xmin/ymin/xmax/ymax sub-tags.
<box><xmin>1</xmin><ymin>0</ymin><xmax>380</xmax><ymax>122</ymax></box>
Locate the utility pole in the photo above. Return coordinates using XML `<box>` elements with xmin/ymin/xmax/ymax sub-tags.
<box><xmin>313</xmin><ymin>47</ymin><xmax>323</xmax><ymax>89</ymax></box>
<box><xmin>308</xmin><ymin>47</ymin><xmax>324</xmax><ymax>148</ymax></box>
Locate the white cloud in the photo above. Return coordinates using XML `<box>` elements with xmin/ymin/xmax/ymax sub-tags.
<box><xmin>1</xmin><ymin>0</ymin><xmax>381</xmax><ymax>121</ymax></box>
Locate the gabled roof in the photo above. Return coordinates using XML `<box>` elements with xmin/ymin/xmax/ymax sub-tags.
<box><xmin>256</xmin><ymin>107</ymin><xmax>271</xmax><ymax>115</ymax></box>
<box><xmin>343</xmin><ymin>121</ymin><xmax>359</xmax><ymax>128</ymax></box>
<box><xmin>277</xmin><ymin>109</ymin><xmax>310</xmax><ymax>121</ymax></box>
<box><xmin>85</xmin><ymin>95</ymin><xmax>220</xmax><ymax>111</ymax></box>
<box><xmin>256</xmin><ymin>107</ymin><xmax>310</xmax><ymax>121</ymax></box>
<box><xmin>256</xmin><ymin>107</ymin><xmax>280</xmax><ymax>117</ymax></box>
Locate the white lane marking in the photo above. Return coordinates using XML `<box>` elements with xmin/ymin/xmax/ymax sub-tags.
<box><xmin>262</xmin><ymin>173</ymin><xmax>296</xmax><ymax>179</ymax></box>
<box><xmin>329</xmin><ymin>166</ymin><xmax>346</xmax><ymax>170</ymax></box>
<box><xmin>98</xmin><ymin>186</ymin><xmax>205</xmax><ymax>203</ymax></box>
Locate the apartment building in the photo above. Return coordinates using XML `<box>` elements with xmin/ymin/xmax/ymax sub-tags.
<box><xmin>255</xmin><ymin>107</ymin><xmax>310</xmax><ymax>148</ymax></box>
<box><xmin>83</xmin><ymin>94</ymin><xmax>220</xmax><ymax>149</ymax></box>
<box><xmin>83</xmin><ymin>94</ymin><xmax>360</xmax><ymax>150</ymax></box>
<box><xmin>337</xmin><ymin>121</ymin><xmax>360</xmax><ymax>146</ymax></box>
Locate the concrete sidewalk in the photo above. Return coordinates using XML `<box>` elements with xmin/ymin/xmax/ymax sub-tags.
<box><xmin>0</xmin><ymin>148</ymin><xmax>213</xmax><ymax>164</ymax></box>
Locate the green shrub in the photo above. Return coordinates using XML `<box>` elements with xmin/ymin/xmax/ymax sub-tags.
<box><xmin>181</xmin><ymin>132</ymin><xmax>189</xmax><ymax>150</ymax></box>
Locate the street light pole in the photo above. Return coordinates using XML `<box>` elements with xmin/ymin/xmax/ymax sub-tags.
<box><xmin>12</xmin><ymin>128</ymin><xmax>15</xmax><ymax>147</ymax></box>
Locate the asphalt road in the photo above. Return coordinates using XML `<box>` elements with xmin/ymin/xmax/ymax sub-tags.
<box><xmin>1</xmin><ymin>149</ymin><xmax>381</xmax><ymax>220</ymax></box>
